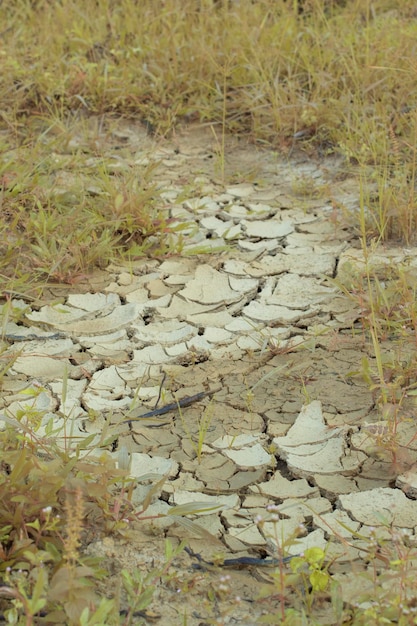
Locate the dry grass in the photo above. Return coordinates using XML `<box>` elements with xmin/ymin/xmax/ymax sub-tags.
<box><xmin>2</xmin><ymin>0</ymin><xmax>417</xmax><ymax>286</ymax></box>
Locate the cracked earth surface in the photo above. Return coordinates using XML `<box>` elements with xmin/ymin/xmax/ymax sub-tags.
<box><xmin>3</xmin><ymin>123</ymin><xmax>417</xmax><ymax>624</ymax></box>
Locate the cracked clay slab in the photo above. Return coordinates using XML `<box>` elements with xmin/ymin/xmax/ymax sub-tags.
<box><xmin>179</xmin><ymin>265</ymin><xmax>256</xmax><ymax>306</ymax></box>
<box><xmin>339</xmin><ymin>488</ymin><xmax>417</xmax><ymax>528</ymax></box>
<box><xmin>274</xmin><ymin>401</ymin><xmax>366</xmax><ymax>477</ymax></box>
<box><xmin>28</xmin><ymin>301</ymin><xmax>143</xmax><ymax>334</ymax></box>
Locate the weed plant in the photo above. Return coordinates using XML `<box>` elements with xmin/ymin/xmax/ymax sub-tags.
<box><xmin>0</xmin><ymin>401</ymin><xmax>210</xmax><ymax>624</ymax></box>
<box><xmin>2</xmin><ymin>0</ymin><xmax>417</xmax><ymax>623</ymax></box>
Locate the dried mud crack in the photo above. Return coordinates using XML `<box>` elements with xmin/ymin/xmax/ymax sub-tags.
<box><xmin>2</xmin><ymin>124</ymin><xmax>417</xmax><ymax>624</ymax></box>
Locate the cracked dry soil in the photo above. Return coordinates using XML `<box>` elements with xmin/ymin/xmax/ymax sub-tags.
<box><xmin>3</xmin><ymin>122</ymin><xmax>417</xmax><ymax>624</ymax></box>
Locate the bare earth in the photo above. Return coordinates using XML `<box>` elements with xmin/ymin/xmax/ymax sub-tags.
<box><xmin>3</xmin><ymin>122</ymin><xmax>417</xmax><ymax>624</ymax></box>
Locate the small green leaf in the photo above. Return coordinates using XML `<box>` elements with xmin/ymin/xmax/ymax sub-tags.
<box><xmin>30</xmin><ymin>567</ymin><xmax>47</xmax><ymax>613</ymax></box>
<box><xmin>310</xmin><ymin>569</ymin><xmax>329</xmax><ymax>592</ymax></box>
<box><xmin>304</xmin><ymin>547</ymin><xmax>325</xmax><ymax>566</ymax></box>
<box><xmin>25</xmin><ymin>519</ymin><xmax>41</xmax><ymax>531</ymax></box>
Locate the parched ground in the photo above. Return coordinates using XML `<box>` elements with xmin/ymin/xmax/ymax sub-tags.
<box><xmin>3</xmin><ymin>122</ymin><xmax>417</xmax><ymax>624</ymax></box>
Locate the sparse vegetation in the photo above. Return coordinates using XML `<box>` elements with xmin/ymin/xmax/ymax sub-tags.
<box><xmin>2</xmin><ymin>0</ymin><xmax>417</xmax><ymax>623</ymax></box>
